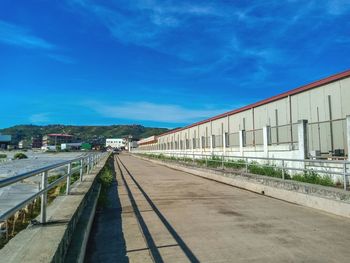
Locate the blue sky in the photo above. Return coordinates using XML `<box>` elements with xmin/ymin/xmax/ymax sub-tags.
<box><xmin>0</xmin><ymin>0</ymin><xmax>350</xmax><ymax>129</ymax></box>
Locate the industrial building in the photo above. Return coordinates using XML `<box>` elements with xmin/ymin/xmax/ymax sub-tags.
<box><xmin>137</xmin><ymin>70</ymin><xmax>350</xmax><ymax>160</ymax></box>
<box><xmin>0</xmin><ymin>134</ymin><xmax>11</xmax><ymax>150</ymax></box>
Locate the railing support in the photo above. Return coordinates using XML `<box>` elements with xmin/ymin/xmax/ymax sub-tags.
<box><xmin>80</xmin><ymin>159</ymin><xmax>84</xmax><ymax>181</ymax></box>
<box><xmin>282</xmin><ymin>160</ymin><xmax>285</xmax><ymax>180</ymax></box>
<box><xmin>245</xmin><ymin>157</ymin><xmax>248</xmax><ymax>173</ymax></box>
<box><xmin>344</xmin><ymin>163</ymin><xmax>347</xmax><ymax>191</ymax></box>
<box><xmin>66</xmin><ymin>163</ymin><xmax>72</xmax><ymax>195</ymax></box>
<box><xmin>221</xmin><ymin>154</ymin><xmax>224</xmax><ymax>170</ymax></box>
<box><xmin>40</xmin><ymin>171</ymin><xmax>48</xmax><ymax>223</ymax></box>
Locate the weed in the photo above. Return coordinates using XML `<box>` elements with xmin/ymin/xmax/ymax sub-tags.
<box><xmin>292</xmin><ymin>171</ymin><xmax>334</xmax><ymax>186</ymax></box>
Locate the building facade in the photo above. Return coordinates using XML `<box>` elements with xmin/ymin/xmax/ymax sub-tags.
<box><xmin>31</xmin><ymin>136</ymin><xmax>43</xmax><ymax>149</ymax></box>
<box><xmin>42</xmin><ymin>134</ymin><xmax>73</xmax><ymax>147</ymax></box>
<box><xmin>0</xmin><ymin>134</ymin><xmax>11</xmax><ymax>150</ymax></box>
<box><xmin>106</xmin><ymin>138</ymin><xmax>126</xmax><ymax>149</ymax></box>
<box><xmin>137</xmin><ymin>70</ymin><xmax>350</xmax><ymax>160</ymax></box>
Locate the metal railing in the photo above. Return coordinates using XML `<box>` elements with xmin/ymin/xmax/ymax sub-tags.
<box><xmin>0</xmin><ymin>152</ymin><xmax>106</xmax><ymax>223</ymax></box>
<box><xmin>134</xmin><ymin>151</ymin><xmax>350</xmax><ymax>191</ymax></box>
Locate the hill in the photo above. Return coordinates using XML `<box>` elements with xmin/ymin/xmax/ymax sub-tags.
<box><xmin>0</xmin><ymin>124</ymin><xmax>169</xmax><ymax>145</ymax></box>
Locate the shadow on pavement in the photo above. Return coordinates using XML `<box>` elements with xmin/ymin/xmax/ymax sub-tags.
<box><xmin>85</xmin><ymin>161</ymin><xmax>128</xmax><ymax>263</ymax></box>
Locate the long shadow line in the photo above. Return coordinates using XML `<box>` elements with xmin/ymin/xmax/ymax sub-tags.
<box><xmin>118</xmin><ymin>156</ymin><xmax>200</xmax><ymax>263</ymax></box>
<box><xmin>115</xmin><ymin>157</ymin><xmax>164</xmax><ymax>263</ymax></box>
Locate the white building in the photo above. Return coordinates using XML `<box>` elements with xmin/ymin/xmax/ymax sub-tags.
<box><xmin>137</xmin><ymin>69</ymin><xmax>350</xmax><ymax>160</ymax></box>
<box><xmin>106</xmin><ymin>138</ymin><xmax>126</xmax><ymax>149</ymax></box>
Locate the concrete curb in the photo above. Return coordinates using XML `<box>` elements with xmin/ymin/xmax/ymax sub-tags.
<box><xmin>134</xmin><ymin>155</ymin><xmax>350</xmax><ymax>219</ymax></box>
<box><xmin>64</xmin><ymin>183</ymin><xmax>101</xmax><ymax>263</ymax></box>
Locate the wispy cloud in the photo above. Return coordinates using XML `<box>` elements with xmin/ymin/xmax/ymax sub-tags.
<box><xmin>0</xmin><ymin>20</ymin><xmax>55</xmax><ymax>49</ymax></box>
<box><xmin>29</xmin><ymin>113</ymin><xmax>50</xmax><ymax>124</ymax></box>
<box><xmin>66</xmin><ymin>0</ymin><xmax>350</xmax><ymax>87</ymax></box>
<box><xmin>0</xmin><ymin>19</ymin><xmax>77</xmax><ymax>64</ymax></box>
<box><xmin>325</xmin><ymin>0</ymin><xmax>350</xmax><ymax>15</ymax></box>
<box><xmin>86</xmin><ymin>101</ymin><xmax>231</xmax><ymax>123</ymax></box>
<box><xmin>47</xmin><ymin>54</ymin><xmax>76</xmax><ymax>64</ymax></box>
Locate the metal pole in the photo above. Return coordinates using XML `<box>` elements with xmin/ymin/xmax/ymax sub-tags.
<box><xmin>344</xmin><ymin>163</ymin><xmax>347</xmax><ymax>191</ymax></box>
<box><xmin>80</xmin><ymin>159</ymin><xmax>83</xmax><ymax>181</ymax></box>
<box><xmin>282</xmin><ymin>159</ymin><xmax>285</xmax><ymax>180</ymax></box>
<box><xmin>88</xmin><ymin>156</ymin><xmax>91</xmax><ymax>174</ymax></box>
<box><xmin>221</xmin><ymin>153</ymin><xmax>224</xmax><ymax>170</ymax></box>
<box><xmin>40</xmin><ymin>171</ymin><xmax>48</xmax><ymax>223</ymax></box>
<box><xmin>245</xmin><ymin>157</ymin><xmax>248</xmax><ymax>173</ymax></box>
<box><xmin>66</xmin><ymin>163</ymin><xmax>72</xmax><ymax>195</ymax></box>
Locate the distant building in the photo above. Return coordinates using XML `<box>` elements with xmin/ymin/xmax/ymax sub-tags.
<box><xmin>0</xmin><ymin>134</ymin><xmax>11</xmax><ymax>150</ymax></box>
<box><xmin>137</xmin><ymin>136</ymin><xmax>158</xmax><ymax>151</ymax></box>
<box><xmin>31</xmin><ymin>136</ymin><xmax>43</xmax><ymax>149</ymax></box>
<box><xmin>128</xmin><ymin>141</ymin><xmax>138</xmax><ymax>150</ymax></box>
<box><xmin>61</xmin><ymin>143</ymin><xmax>82</xmax><ymax>151</ymax></box>
<box><xmin>18</xmin><ymin>140</ymin><xmax>30</xmax><ymax>149</ymax></box>
<box><xmin>106</xmin><ymin>138</ymin><xmax>126</xmax><ymax>149</ymax></box>
<box><xmin>42</xmin><ymin>134</ymin><xmax>73</xmax><ymax>147</ymax></box>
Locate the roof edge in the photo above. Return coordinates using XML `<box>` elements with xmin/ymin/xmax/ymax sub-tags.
<box><xmin>158</xmin><ymin>69</ymin><xmax>350</xmax><ymax>138</ymax></box>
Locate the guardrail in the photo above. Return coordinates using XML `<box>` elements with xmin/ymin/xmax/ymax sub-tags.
<box><xmin>134</xmin><ymin>151</ymin><xmax>350</xmax><ymax>190</ymax></box>
<box><xmin>0</xmin><ymin>152</ymin><xmax>107</xmax><ymax>223</ymax></box>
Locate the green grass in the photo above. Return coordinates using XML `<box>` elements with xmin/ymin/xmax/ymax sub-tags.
<box><xmin>224</xmin><ymin>159</ymin><xmax>246</xmax><ymax>169</ymax></box>
<box><xmin>0</xmin><ymin>154</ymin><xmax>7</xmax><ymax>158</ymax></box>
<box><xmin>139</xmin><ymin>153</ymin><xmax>336</xmax><ymax>188</ymax></box>
<box><xmin>292</xmin><ymin>171</ymin><xmax>334</xmax><ymax>187</ymax></box>
<box><xmin>97</xmin><ymin>156</ymin><xmax>114</xmax><ymax>207</ymax></box>
<box><xmin>248</xmin><ymin>161</ymin><xmax>290</xmax><ymax>179</ymax></box>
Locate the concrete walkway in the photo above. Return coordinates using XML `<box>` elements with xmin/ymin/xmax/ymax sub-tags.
<box><xmin>88</xmin><ymin>154</ymin><xmax>350</xmax><ymax>262</ymax></box>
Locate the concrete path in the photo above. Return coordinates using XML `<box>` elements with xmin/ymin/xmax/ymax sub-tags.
<box><xmin>88</xmin><ymin>154</ymin><xmax>350</xmax><ymax>262</ymax></box>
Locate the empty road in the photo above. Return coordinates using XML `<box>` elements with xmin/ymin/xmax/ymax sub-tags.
<box><xmin>87</xmin><ymin>154</ymin><xmax>350</xmax><ymax>262</ymax></box>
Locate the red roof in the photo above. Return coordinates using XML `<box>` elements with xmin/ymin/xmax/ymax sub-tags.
<box><xmin>159</xmin><ymin>69</ymin><xmax>350</xmax><ymax>137</ymax></box>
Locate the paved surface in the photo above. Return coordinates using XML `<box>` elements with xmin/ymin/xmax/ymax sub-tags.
<box><xmin>88</xmin><ymin>154</ymin><xmax>350</xmax><ymax>262</ymax></box>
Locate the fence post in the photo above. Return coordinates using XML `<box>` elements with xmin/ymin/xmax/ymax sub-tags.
<box><xmin>347</xmin><ymin>115</ymin><xmax>350</xmax><ymax>161</ymax></box>
<box><xmin>263</xmin><ymin>126</ymin><xmax>270</xmax><ymax>158</ymax></box>
<box><xmin>221</xmin><ymin>153</ymin><xmax>224</xmax><ymax>169</ymax></box>
<box><xmin>40</xmin><ymin>171</ymin><xmax>48</xmax><ymax>223</ymax></box>
<box><xmin>344</xmin><ymin>163</ymin><xmax>347</xmax><ymax>191</ymax></box>
<box><xmin>239</xmin><ymin>130</ymin><xmax>244</xmax><ymax>157</ymax></box>
<box><xmin>66</xmin><ymin>162</ymin><xmax>72</xmax><ymax>195</ymax></box>
<box><xmin>86</xmin><ymin>157</ymin><xmax>89</xmax><ymax>174</ymax></box>
<box><xmin>282</xmin><ymin>159</ymin><xmax>285</xmax><ymax>180</ymax></box>
<box><xmin>245</xmin><ymin>157</ymin><xmax>248</xmax><ymax>173</ymax></box>
<box><xmin>223</xmin><ymin>132</ymin><xmax>226</xmax><ymax>155</ymax></box>
<box><xmin>80</xmin><ymin>159</ymin><xmax>83</xmax><ymax>181</ymax></box>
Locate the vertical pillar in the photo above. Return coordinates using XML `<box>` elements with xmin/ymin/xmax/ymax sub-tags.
<box><xmin>239</xmin><ymin>130</ymin><xmax>244</xmax><ymax>156</ymax></box>
<box><xmin>223</xmin><ymin>132</ymin><xmax>226</xmax><ymax>155</ymax></box>
<box><xmin>298</xmin><ymin>119</ymin><xmax>308</xmax><ymax>159</ymax></box>
<box><xmin>66</xmin><ymin>163</ymin><xmax>72</xmax><ymax>195</ymax></box>
<box><xmin>263</xmin><ymin>126</ymin><xmax>269</xmax><ymax>157</ymax></box>
<box><xmin>347</xmin><ymin>116</ymin><xmax>350</xmax><ymax>161</ymax></box>
<box><xmin>40</xmin><ymin>171</ymin><xmax>48</xmax><ymax>223</ymax></box>
<box><xmin>210</xmin><ymin>135</ymin><xmax>213</xmax><ymax>154</ymax></box>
